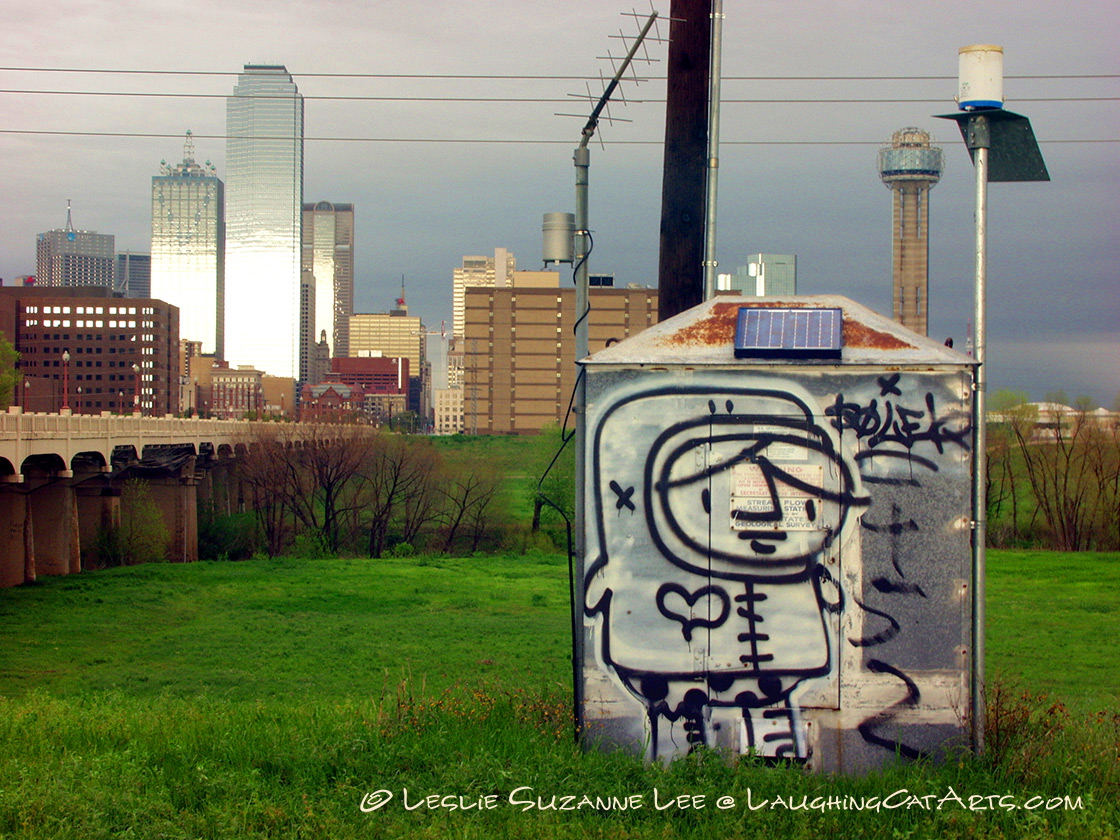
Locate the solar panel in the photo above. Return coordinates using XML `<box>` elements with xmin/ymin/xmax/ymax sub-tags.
<box><xmin>733</xmin><ymin>307</ymin><xmax>843</xmax><ymax>359</ymax></box>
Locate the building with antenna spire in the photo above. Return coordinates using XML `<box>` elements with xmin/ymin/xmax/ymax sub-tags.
<box><xmin>301</xmin><ymin>201</ymin><xmax>354</xmax><ymax>360</ymax></box>
<box><xmin>35</xmin><ymin>201</ymin><xmax>115</xmax><ymax>289</ymax></box>
<box><xmin>151</xmin><ymin>130</ymin><xmax>225</xmax><ymax>357</ymax></box>
<box><xmin>878</xmin><ymin>127</ymin><xmax>944</xmax><ymax>336</ymax></box>
<box><xmin>349</xmin><ymin>291</ymin><xmax>429</xmax><ymax>419</ymax></box>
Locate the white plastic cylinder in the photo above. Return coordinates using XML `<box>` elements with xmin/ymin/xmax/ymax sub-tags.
<box><xmin>542</xmin><ymin>212</ymin><xmax>575</xmax><ymax>264</ymax></box>
<box><xmin>958</xmin><ymin>45</ymin><xmax>1004</xmax><ymax>110</ymax></box>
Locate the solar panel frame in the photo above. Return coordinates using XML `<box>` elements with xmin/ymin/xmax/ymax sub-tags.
<box><xmin>733</xmin><ymin>307</ymin><xmax>844</xmax><ymax>359</ymax></box>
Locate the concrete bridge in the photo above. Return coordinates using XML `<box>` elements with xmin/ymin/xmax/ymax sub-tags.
<box><xmin>0</xmin><ymin>408</ymin><xmax>284</xmax><ymax>588</ymax></box>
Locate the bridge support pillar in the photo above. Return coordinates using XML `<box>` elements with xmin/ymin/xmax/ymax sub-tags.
<box><xmin>0</xmin><ymin>485</ymin><xmax>33</xmax><ymax>587</ymax></box>
<box><xmin>147</xmin><ymin>458</ymin><xmax>199</xmax><ymax>564</ymax></box>
<box><xmin>22</xmin><ymin>474</ymin><xmax>80</xmax><ymax>580</ymax></box>
<box><xmin>75</xmin><ymin>474</ymin><xmax>120</xmax><ymax>570</ymax></box>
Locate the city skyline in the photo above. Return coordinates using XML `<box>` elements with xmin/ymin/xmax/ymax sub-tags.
<box><xmin>0</xmin><ymin>0</ymin><xmax>1116</xmax><ymax>403</ymax></box>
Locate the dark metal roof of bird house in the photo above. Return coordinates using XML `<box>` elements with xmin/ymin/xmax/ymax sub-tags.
<box><xmin>579</xmin><ymin>295</ymin><xmax>977</xmax><ymax>368</ymax></box>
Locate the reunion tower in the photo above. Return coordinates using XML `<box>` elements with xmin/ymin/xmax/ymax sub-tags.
<box><xmin>878</xmin><ymin>128</ymin><xmax>945</xmax><ymax>336</ymax></box>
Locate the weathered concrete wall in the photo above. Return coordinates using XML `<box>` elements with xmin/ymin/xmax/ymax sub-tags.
<box><xmin>0</xmin><ymin>487</ymin><xmax>33</xmax><ymax>587</ymax></box>
<box><xmin>26</xmin><ymin>478</ymin><xmax>80</xmax><ymax>578</ymax></box>
<box><xmin>146</xmin><ymin>464</ymin><xmax>199</xmax><ymax>564</ymax></box>
<box><xmin>579</xmin><ymin>368</ymin><xmax>972</xmax><ymax>773</ymax></box>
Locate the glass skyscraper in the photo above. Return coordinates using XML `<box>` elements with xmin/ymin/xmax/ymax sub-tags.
<box><xmin>225</xmin><ymin>64</ymin><xmax>304</xmax><ymax>380</ymax></box>
<box><xmin>301</xmin><ymin>201</ymin><xmax>354</xmax><ymax>360</ymax></box>
<box><xmin>151</xmin><ymin>132</ymin><xmax>224</xmax><ymax>356</ymax></box>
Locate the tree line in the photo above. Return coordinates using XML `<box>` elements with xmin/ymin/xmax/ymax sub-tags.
<box><xmin>987</xmin><ymin>391</ymin><xmax>1119</xmax><ymax>551</ymax></box>
<box><xmin>209</xmin><ymin>426</ymin><xmax>536</xmax><ymax>560</ymax></box>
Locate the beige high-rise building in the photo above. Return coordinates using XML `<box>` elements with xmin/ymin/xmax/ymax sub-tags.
<box><xmin>878</xmin><ymin>128</ymin><xmax>944</xmax><ymax>336</ymax></box>
<box><xmin>349</xmin><ymin>298</ymin><xmax>428</xmax><ymax>418</ymax></box>
<box><xmin>463</xmin><ymin>284</ymin><xmax>658</xmax><ymax>434</ymax></box>
<box><xmin>433</xmin><ymin>387</ymin><xmax>464</xmax><ymax>435</ymax></box>
<box><xmin>451</xmin><ymin>247</ymin><xmax>516</xmax><ymax>339</ymax></box>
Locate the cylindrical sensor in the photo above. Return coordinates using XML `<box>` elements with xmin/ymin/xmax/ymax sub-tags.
<box><xmin>958</xmin><ymin>45</ymin><xmax>1004</xmax><ymax>110</ymax></box>
<box><xmin>542</xmin><ymin>212</ymin><xmax>575</xmax><ymax>264</ymax></box>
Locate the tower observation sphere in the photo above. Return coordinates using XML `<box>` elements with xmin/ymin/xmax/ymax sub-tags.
<box><xmin>878</xmin><ymin>128</ymin><xmax>944</xmax><ymax>336</ymax></box>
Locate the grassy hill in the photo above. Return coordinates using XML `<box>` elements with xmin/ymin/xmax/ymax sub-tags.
<box><xmin>0</xmin><ymin>549</ymin><xmax>1115</xmax><ymax>839</ymax></box>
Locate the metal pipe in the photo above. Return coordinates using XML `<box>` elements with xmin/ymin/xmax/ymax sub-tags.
<box><xmin>702</xmin><ymin>0</ymin><xmax>724</xmax><ymax>300</ymax></box>
<box><xmin>572</xmin><ymin>11</ymin><xmax>657</xmax><ymax>739</ymax></box>
<box><xmin>968</xmin><ymin>113</ymin><xmax>990</xmax><ymax>754</ymax></box>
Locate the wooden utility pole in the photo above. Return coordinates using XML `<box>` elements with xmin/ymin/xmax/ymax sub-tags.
<box><xmin>657</xmin><ymin>0</ymin><xmax>711</xmax><ymax>322</ymax></box>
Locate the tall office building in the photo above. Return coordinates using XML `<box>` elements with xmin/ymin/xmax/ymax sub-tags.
<box><xmin>301</xmin><ymin>201</ymin><xmax>354</xmax><ymax>359</ymax></box>
<box><xmin>36</xmin><ymin>203</ymin><xmax>115</xmax><ymax>289</ymax></box>
<box><xmin>451</xmin><ymin>247</ymin><xmax>516</xmax><ymax>339</ymax></box>
<box><xmin>225</xmin><ymin>64</ymin><xmax>304</xmax><ymax>379</ymax></box>
<box><xmin>462</xmin><ymin>282</ymin><xmax>658</xmax><ymax>434</ymax></box>
<box><xmin>151</xmin><ymin>131</ymin><xmax>224</xmax><ymax>356</ymax></box>
<box><xmin>878</xmin><ymin>127</ymin><xmax>944</xmax><ymax>336</ymax></box>
<box><xmin>722</xmin><ymin>254</ymin><xmax>797</xmax><ymax>296</ymax></box>
<box><xmin>349</xmin><ymin>294</ymin><xmax>428</xmax><ymax>417</ymax></box>
<box><xmin>115</xmin><ymin>252</ymin><xmax>151</xmax><ymax>298</ymax></box>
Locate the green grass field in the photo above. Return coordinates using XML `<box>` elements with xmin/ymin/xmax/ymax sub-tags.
<box><xmin>0</xmin><ymin>549</ymin><xmax>1116</xmax><ymax>839</ymax></box>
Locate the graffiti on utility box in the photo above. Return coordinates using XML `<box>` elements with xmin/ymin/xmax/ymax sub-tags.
<box><xmin>580</xmin><ymin>371</ymin><xmax>971</xmax><ymax>770</ymax></box>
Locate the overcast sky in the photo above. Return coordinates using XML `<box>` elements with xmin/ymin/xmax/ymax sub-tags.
<box><xmin>1</xmin><ymin>0</ymin><xmax>1116</xmax><ymax>404</ymax></box>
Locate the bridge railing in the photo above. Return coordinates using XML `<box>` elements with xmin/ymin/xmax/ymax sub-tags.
<box><xmin>0</xmin><ymin>410</ymin><xmax>259</xmax><ymax>443</ymax></box>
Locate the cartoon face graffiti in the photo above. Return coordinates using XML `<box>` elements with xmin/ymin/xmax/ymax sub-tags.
<box><xmin>646</xmin><ymin>396</ymin><xmax>863</xmax><ymax>580</ymax></box>
<box><xmin>585</xmin><ymin>383</ymin><xmax>869</xmax><ymax>760</ymax></box>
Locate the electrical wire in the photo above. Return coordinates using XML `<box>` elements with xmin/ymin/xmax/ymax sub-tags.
<box><xmin>1</xmin><ymin>66</ymin><xmax>1116</xmax><ymax>81</ymax></box>
<box><xmin>2</xmin><ymin>89</ymin><xmax>1117</xmax><ymax>104</ymax></box>
<box><xmin>1</xmin><ymin>129</ymin><xmax>1114</xmax><ymax>145</ymax></box>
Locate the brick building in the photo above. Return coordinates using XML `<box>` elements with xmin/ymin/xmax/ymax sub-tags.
<box><xmin>0</xmin><ymin>285</ymin><xmax>179</xmax><ymax>415</ymax></box>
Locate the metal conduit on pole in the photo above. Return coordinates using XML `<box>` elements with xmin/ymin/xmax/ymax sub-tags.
<box><xmin>968</xmin><ymin>113</ymin><xmax>989</xmax><ymax>754</ymax></box>
<box><xmin>702</xmin><ymin>0</ymin><xmax>724</xmax><ymax>300</ymax></box>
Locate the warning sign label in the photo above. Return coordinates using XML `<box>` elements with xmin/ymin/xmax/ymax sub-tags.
<box><xmin>729</xmin><ymin>463</ymin><xmax>824</xmax><ymax>531</ymax></box>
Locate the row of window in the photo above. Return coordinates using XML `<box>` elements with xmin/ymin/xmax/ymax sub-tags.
<box><xmin>24</xmin><ymin>305</ymin><xmax>143</xmax><ymax>316</ymax></box>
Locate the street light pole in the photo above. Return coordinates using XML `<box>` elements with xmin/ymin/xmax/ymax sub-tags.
<box><xmin>133</xmin><ymin>363</ymin><xmax>141</xmax><ymax>416</ymax></box>
<box><xmin>62</xmin><ymin>350</ymin><xmax>70</xmax><ymax>412</ymax></box>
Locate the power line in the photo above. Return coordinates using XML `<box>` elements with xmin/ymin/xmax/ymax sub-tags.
<box><xmin>0</xmin><ymin>66</ymin><xmax>1117</xmax><ymax>81</ymax></box>
<box><xmin>1</xmin><ymin>129</ymin><xmax>1115</xmax><ymax>145</ymax></box>
<box><xmin>2</xmin><ymin>88</ymin><xmax>1117</xmax><ymax>104</ymax></box>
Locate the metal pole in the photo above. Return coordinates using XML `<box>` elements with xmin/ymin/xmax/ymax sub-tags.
<box><xmin>571</xmin><ymin>11</ymin><xmax>656</xmax><ymax>738</ymax></box>
<box><xmin>703</xmin><ymin>0</ymin><xmax>724</xmax><ymax>300</ymax></box>
<box><xmin>572</xmin><ymin>143</ymin><xmax>590</xmax><ymax>736</ymax></box>
<box><xmin>967</xmin><ymin>113</ymin><xmax>989</xmax><ymax>754</ymax></box>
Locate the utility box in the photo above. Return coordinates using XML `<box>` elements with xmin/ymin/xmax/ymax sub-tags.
<box><xmin>576</xmin><ymin>296</ymin><xmax>976</xmax><ymax>773</ymax></box>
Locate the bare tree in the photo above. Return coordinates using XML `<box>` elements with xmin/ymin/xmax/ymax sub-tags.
<box><xmin>1012</xmin><ymin>405</ymin><xmax>1098</xmax><ymax>551</ymax></box>
<box><xmin>988</xmin><ymin>391</ymin><xmax>1033</xmax><ymax>546</ymax></box>
<box><xmin>437</xmin><ymin>459</ymin><xmax>505</xmax><ymax>554</ymax></box>
<box><xmin>283</xmin><ymin>425</ymin><xmax>372</xmax><ymax>554</ymax></box>
<box><xmin>395</xmin><ymin>440</ymin><xmax>443</xmax><ymax>548</ymax></box>
<box><xmin>234</xmin><ymin>431</ymin><xmax>291</xmax><ymax>556</ymax></box>
<box><xmin>344</xmin><ymin>435</ymin><xmax>443</xmax><ymax>557</ymax></box>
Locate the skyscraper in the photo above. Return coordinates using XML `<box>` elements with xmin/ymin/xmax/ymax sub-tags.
<box><xmin>451</xmin><ymin>247</ymin><xmax>515</xmax><ymax>339</ymax></box>
<box><xmin>36</xmin><ymin>203</ymin><xmax>114</xmax><ymax>289</ymax></box>
<box><xmin>878</xmin><ymin>127</ymin><xmax>944</xmax><ymax>336</ymax></box>
<box><xmin>151</xmin><ymin>131</ymin><xmax>224</xmax><ymax>356</ymax></box>
<box><xmin>116</xmin><ymin>251</ymin><xmax>152</xmax><ymax>299</ymax></box>
<box><xmin>721</xmin><ymin>254</ymin><xmax>797</xmax><ymax>296</ymax></box>
<box><xmin>225</xmin><ymin>64</ymin><xmax>304</xmax><ymax>379</ymax></box>
<box><xmin>301</xmin><ymin>201</ymin><xmax>354</xmax><ymax>359</ymax></box>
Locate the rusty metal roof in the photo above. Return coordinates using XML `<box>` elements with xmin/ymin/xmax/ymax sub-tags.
<box><xmin>580</xmin><ymin>295</ymin><xmax>976</xmax><ymax>367</ymax></box>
